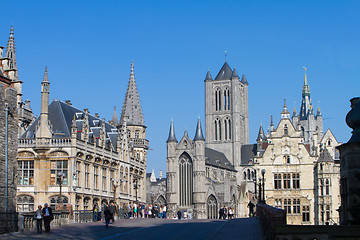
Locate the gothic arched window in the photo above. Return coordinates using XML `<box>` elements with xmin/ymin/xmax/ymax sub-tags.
<box><xmin>215</xmin><ymin>88</ymin><xmax>222</xmax><ymax>111</ymax></box>
<box><xmin>223</xmin><ymin>88</ymin><xmax>230</xmax><ymax>110</ymax></box>
<box><xmin>207</xmin><ymin>195</ymin><xmax>218</xmax><ymax>219</ymax></box>
<box><xmin>179</xmin><ymin>153</ymin><xmax>193</xmax><ymax>206</ymax></box>
<box><xmin>214</xmin><ymin>118</ymin><xmax>221</xmax><ymax>141</ymax></box>
<box><xmin>284</xmin><ymin>124</ymin><xmax>288</xmax><ymax>135</ymax></box>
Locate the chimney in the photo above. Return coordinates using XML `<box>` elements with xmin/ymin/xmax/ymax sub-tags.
<box><xmin>65</xmin><ymin>100</ymin><xmax>72</xmax><ymax>105</ymax></box>
<box><xmin>159</xmin><ymin>170</ymin><xmax>163</xmax><ymax>180</ymax></box>
<box><xmin>95</xmin><ymin>113</ymin><xmax>99</xmax><ymax>118</ymax></box>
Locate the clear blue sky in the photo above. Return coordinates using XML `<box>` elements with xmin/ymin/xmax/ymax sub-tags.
<box><xmin>2</xmin><ymin>0</ymin><xmax>359</xmax><ymax>175</ymax></box>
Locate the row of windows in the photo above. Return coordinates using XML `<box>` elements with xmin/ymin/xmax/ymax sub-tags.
<box><xmin>274</xmin><ymin>173</ymin><xmax>300</xmax><ymax>189</ymax></box>
<box><xmin>319</xmin><ymin>178</ymin><xmax>331</xmax><ymax>196</ymax></box>
<box><xmin>320</xmin><ymin>204</ymin><xmax>331</xmax><ymax>222</ymax></box>
<box><xmin>215</xmin><ymin>89</ymin><xmax>231</xmax><ymax>111</ymax></box>
<box><xmin>274</xmin><ymin>199</ymin><xmax>310</xmax><ymax>222</ymax></box>
<box><xmin>16</xmin><ymin>195</ymin><xmax>68</xmax><ymax>212</ymax></box>
<box><xmin>214</xmin><ymin>118</ymin><xmax>231</xmax><ymax>141</ymax></box>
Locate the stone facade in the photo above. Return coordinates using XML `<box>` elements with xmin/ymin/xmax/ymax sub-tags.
<box><xmin>166</xmin><ymin>62</ymin><xmax>251</xmax><ymax>219</ymax></box>
<box><xmin>146</xmin><ymin>170</ymin><xmax>166</xmax><ymax>206</ymax></box>
<box><xmin>0</xmin><ymin>69</ymin><xmax>18</xmax><ymax>233</ymax></box>
<box><xmin>254</xmin><ymin>72</ymin><xmax>341</xmax><ymax>225</ymax></box>
<box><xmin>16</xmin><ymin>62</ymin><xmax>148</xmax><ymax>212</ymax></box>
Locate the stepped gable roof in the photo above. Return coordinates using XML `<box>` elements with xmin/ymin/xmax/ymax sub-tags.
<box><xmin>214</xmin><ymin>61</ymin><xmax>233</xmax><ymax>80</ymax></box>
<box><xmin>241</xmin><ymin>144</ymin><xmax>257</xmax><ymax>165</ymax></box>
<box><xmin>20</xmin><ymin>100</ymin><xmax>119</xmax><ymax>149</ymax></box>
<box><xmin>205</xmin><ymin>147</ymin><xmax>236</xmax><ymax>171</ymax></box>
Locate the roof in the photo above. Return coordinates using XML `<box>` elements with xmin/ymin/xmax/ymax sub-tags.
<box><xmin>193</xmin><ymin>118</ymin><xmax>205</xmax><ymax>141</ymax></box>
<box><xmin>205</xmin><ymin>147</ymin><xmax>236</xmax><ymax>171</ymax></box>
<box><xmin>214</xmin><ymin>62</ymin><xmax>233</xmax><ymax>80</ymax></box>
<box><xmin>20</xmin><ymin>100</ymin><xmax>119</xmax><ymax>150</ymax></box>
<box><xmin>241</xmin><ymin>144</ymin><xmax>257</xmax><ymax>165</ymax></box>
<box><xmin>119</xmin><ymin>62</ymin><xmax>145</xmax><ymax>127</ymax></box>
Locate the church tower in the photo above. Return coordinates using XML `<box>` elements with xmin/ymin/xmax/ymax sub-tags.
<box><xmin>204</xmin><ymin>61</ymin><xmax>249</xmax><ymax>168</ymax></box>
<box><xmin>292</xmin><ymin>68</ymin><xmax>323</xmax><ymax>153</ymax></box>
<box><xmin>118</xmin><ymin>61</ymin><xmax>148</xmax><ymax>200</ymax></box>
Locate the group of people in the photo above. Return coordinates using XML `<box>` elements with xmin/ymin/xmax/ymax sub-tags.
<box><xmin>125</xmin><ymin>202</ymin><xmax>167</xmax><ymax>219</ymax></box>
<box><xmin>218</xmin><ymin>206</ymin><xmax>235</xmax><ymax>219</ymax></box>
<box><xmin>33</xmin><ymin>203</ymin><xmax>54</xmax><ymax>234</ymax></box>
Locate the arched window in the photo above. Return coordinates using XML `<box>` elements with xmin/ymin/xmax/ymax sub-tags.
<box><xmin>207</xmin><ymin>195</ymin><xmax>218</xmax><ymax>219</ymax></box>
<box><xmin>225</xmin><ymin>119</ymin><xmax>228</xmax><ymax>140</ymax></box>
<box><xmin>224</xmin><ymin>118</ymin><xmax>231</xmax><ymax>140</ymax></box>
<box><xmin>223</xmin><ymin>88</ymin><xmax>230</xmax><ymax>110</ymax></box>
<box><xmin>128</xmin><ymin>130</ymin><xmax>131</xmax><ymax>138</ymax></box>
<box><xmin>49</xmin><ymin>195</ymin><xmax>68</xmax><ymax>210</ymax></box>
<box><xmin>179</xmin><ymin>153</ymin><xmax>193</xmax><ymax>206</ymax></box>
<box><xmin>243</xmin><ymin>171</ymin><xmax>246</xmax><ymax>180</ymax></box>
<box><xmin>284</xmin><ymin>124</ymin><xmax>288</xmax><ymax>135</ymax></box>
<box><xmin>215</xmin><ymin>88</ymin><xmax>222</xmax><ymax>111</ymax></box>
<box><xmin>247</xmin><ymin>169</ymin><xmax>251</xmax><ymax>180</ymax></box>
<box><xmin>135</xmin><ymin>130</ymin><xmax>140</xmax><ymax>139</ymax></box>
<box><xmin>228</xmin><ymin>119</ymin><xmax>231</xmax><ymax>139</ymax></box>
<box><xmin>17</xmin><ymin>195</ymin><xmax>34</xmax><ymax>212</ymax></box>
<box><xmin>214</xmin><ymin>118</ymin><xmax>221</xmax><ymax>141</ymax></box>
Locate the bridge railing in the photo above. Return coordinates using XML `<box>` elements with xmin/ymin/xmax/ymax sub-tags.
<box><xmin>19</xmin><ymin>211</ymin><xmax>70</xmax><ymax>231</ymax></box>
<box><xmin>256</xmin><ymin>203</ymin><xmax>286</xmax><ymax>240</ymax></box>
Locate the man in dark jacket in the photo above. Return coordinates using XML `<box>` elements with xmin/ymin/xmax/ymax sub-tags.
<box><xmin>104</xmin><ymin>204</ymin><xmax>112</xmax><ymax>228</ymax></box>
<box><xmin>42</xmin><ymin>203</ymin><xmax>53</xmax><ymax>233</ymax></box>
<box><xmin>109</xmin><ymin>202</ymin><xmax>116</xmax><ymax>223</ymax></box>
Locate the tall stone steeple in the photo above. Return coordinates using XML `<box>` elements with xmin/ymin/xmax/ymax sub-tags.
<box><xmin>36</xmin><ymin>67</ymin><xmax>52</xmax><ymax>138</ymax></box>
<box><xmin>5</xmin><ymin>26</ymin><xmax>18</xmax><ymax>80</ymax></box>
<box><xmin>300</xmin><ymin>67</ymin><xmax>311</xmax><ymax>120</ymax></box>
<box><xmin>119</xmin><ymin>61</ymin><xmax>144</xmax><ymax>127</ymax></box>
<box><xmin>111</xmin><ymin>106</ymin><xmax>118</xmax><ymax>126</ymax></box>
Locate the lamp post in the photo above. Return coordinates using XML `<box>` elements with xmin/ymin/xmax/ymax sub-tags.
<box><xmin>261</xmin><ymin>169</ymin><xmax>266</xmax><ymax>203</ymax></box>
<box><xmin>57</xmin><ymin>171</ymin><xmax>66</xmax><ymax>209</ymax></box>
<box><xmin>258</xmin><ymin>177</ymin><xmax>262</xmax><ymax>203</ymax></box>
<box><xmin>253</xmin><ymin>175</ymin><xmax>257</xmax><ymax>197</ymax></box>
<box><xmin>133</xmin><ymin>174</ymin><xmax>140</xmax><ymax>203</ymax></box>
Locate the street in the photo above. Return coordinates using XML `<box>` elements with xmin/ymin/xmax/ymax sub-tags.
<box><xmin>1</xmin><ymin>217</ymin><xmax>263</xmax><ymax>240</ymax></box>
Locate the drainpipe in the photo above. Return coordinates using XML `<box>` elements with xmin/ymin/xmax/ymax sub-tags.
<box><xmin>5</xmin><ymin>103</ymin><xmax>9</xmax><ymax>213</ymax></box>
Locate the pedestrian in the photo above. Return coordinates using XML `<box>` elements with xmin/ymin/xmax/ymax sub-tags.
<box><xmin>219</xmin><ymin>207</ymin><xmax>223</xmax><ymax>219</ymax></box>
<box><xmin>127</xmin><ymin>202</ymin><xmax>132</xmax><ymax>218</ymax></box>
<box><xmin>228</xmin><ymin>207</ymin><xmax>233</xmax><ymax>219</ymax></box>
<box><xmin>177</xmin><ymin>210</ymin><xmax>181</xmax><ymax>220</ymax></box>
<box><xmin>42</xmin><ymin>203</ymin><xmax>53</xmax><ymax>234</ymax></box>
<box><xmin>133</xmin><ymin>202</ymin><xmax>138</xmax><ymax>218</ymax></box>
<box><xmin>34</xmin><ymin>205</ymin><xmax>43</xmax><ymax>234</ymax></box>
<box><xmin>163</xmin><ymin>204</ymin><xmax>167</xmax><ymax>219</ymax></box>
<box><xmin>93</xmin><ymin>202</ymin><xmax>99</xmax><ymax>222</ymax></box>
<box><xmin>104</xmin><ymin>204</ymin><xmax>112</xmax><ymax>228</ymax></box>
<box><xmin>223</xmin><ymin>206</ymin><xmax>227</xmax><ymax>219</ymax></box>
<box><xmin>247</xmin><ymin>201</ymin><xmax>255</xmax><ymax>217</ymax></box>
<box><xmin>159</xmin><ymin>205</ymin><xmax>163</xmax><ymax>219</ymax></box>
<box><xmin>109</xmin><ymin>202</ymin><xmax>116</xmax><ymax>223</ymax></box>
<box><xmin>183</xmin><ymin>211</ymin><xmax>188</xmax><ymax>219</ymax></box>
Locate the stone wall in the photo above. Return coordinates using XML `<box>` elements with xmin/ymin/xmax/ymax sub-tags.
<box><xmin>0</xmin><ymin>83</ymin><xmax>18</xmax><ymax>233</ymax></box>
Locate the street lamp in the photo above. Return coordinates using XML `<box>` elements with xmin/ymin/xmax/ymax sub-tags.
<box><xmin>253</xmin><ymin>175</ymin><xmax>257</xmax><ymax>197</ymax></box>
<box><xmin>57</xmin><ymin>171</ymin><xmax>66</xmax><ymax>209</ymax></box>
<box><xmin>133</xmin><ymin>174</ymin><xmax>140</xmax><ymax>203</ymax></box>
<box><xmin>261</xmin><ymin>169</ymin><xmax>266</xmax><ymax>203</ymax></box>
<box><xmin>258</xmin><ymin>177</ymin><xmax>262</xmax><ymax>203</ymax></box>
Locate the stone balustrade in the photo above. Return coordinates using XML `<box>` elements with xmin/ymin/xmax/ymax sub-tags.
<box><xmin>18</xmin><ymin>138</ymin><xmax>72</xmax><ymax>148</ymax></box>
<box><xmin>130</xmin><ymin>138</ymin><xmax>149</xmax><ymax>149</ymax></box>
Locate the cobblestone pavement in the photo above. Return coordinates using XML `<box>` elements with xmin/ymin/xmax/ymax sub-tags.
<box><xmin>1</xmin><ymin>217</ymin><xmax>264</xmax><ymax>240</ymax></box>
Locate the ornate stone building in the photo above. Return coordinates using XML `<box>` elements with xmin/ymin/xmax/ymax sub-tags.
<box><xmin>16</xmin><ymin>62</ymin><xmax>148</xmax><ymax>211</ymax></box>
<box><xmin>254</xmin><ymin>71</ymin><xmax>341</xmax><ymax>225</ymax></box>
<box><xmin>166</xmin><ymin>61</ymin><xmax>251</xmax><ymax>219</ymax></box>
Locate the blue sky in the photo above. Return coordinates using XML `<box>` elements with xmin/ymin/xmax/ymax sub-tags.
<box><xmin>1</xmin><ymin>0</ymin><xmax>359</xmax><ymax>175</ymax></box>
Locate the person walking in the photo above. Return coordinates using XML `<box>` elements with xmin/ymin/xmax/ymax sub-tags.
<box><xmin>93</xmin><ymin>202</ymin><xmax>99</xmax><ymax>222</ymax></box>
<box><xmin>127</xmin><ymin>202</ymin><xmax>132</xmax><ymax>218</ymax></box>
<box><xmin>247</xmin><ymin>201</ymin><xmax>255</xmax><ymax>217</ymax></box>
<box><xmin>163</xmin><ymin>205</ymin><xmax>167</xmax><ymax>219</ymax></box>
<box><xmin>177</xmin><ymin>210</ymin><xmax>182</xmax><ymax>220</ymax></box>
<box><xmin>42</xmin><ymin>203</ymin><xmax>53</xmax><ymax>234</ymax></box>
<box><xmin>109</xmin><ymin>202</ymin><xmax>116</xmax><ymax>223</ymax></box>
<box><xmin>104</xmin><ymin>204</ymin><xmax>112</xmax><ymax>228</ymax></box>
<box><xmin>34</xmin><ymin>205</ymin><xmax>43</xmax><ymax>234</ymax></box>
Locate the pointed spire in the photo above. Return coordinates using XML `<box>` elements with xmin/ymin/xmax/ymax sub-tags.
<box><xmin>281</xmin><ymin>99</ymin><xmax>290</xmax><ymax>114</ymax></box>
<box><xmin>167</xmin><ymin>120</ymin><xmax>177</xmax><ymax>143</ymax></box>
<box><xmin>150</xmin><ymin>169</ymin><xmax>157</xmax><ymax>182</ymax></box>
<box><xmin>256</xmin><ymin>124</ymin><xmax>266</xmax><ymax>141</ymax></box>
<box><xmin>241</xmin><ymin>74</ymin><xmax>248</xmax><ymax>85</ymax></box>
<box><xmin>205</xmin><ymin>70</ymin><xmax>213</xmax><ymax>81</ymax></box>
<box><xmin>42</xmin><ymin>66</ymin><xmax>48</xmax><ymax>83</ymax></box>
<box><xmin>214</xmin><ymin>61</ymin><xmax>233</xmax><ymax>80</ymax></box>
<box><xmin>5</xmin><ymin>26</ymin><xmax>19</xmax><ymax>80</ymax></box>
<box><xmin>270</xmin><ymin>115</ymin><xmax>274</xmax><ymax>131</ymax></box>
<box><xmin>231</xmin><ymin>67</ymin><xmax>239</xmax><ymax>79</ymax></box>
<box><xmin>194</xmin><ymin>117</ymin><xmax>205</xmax><ymax>141</ymax></box>
<box><xmin>119</xmin><ymin>61</ymin><xmax>145</xmax><ymax>126</ymax></box>
<box><xmin>317</xmin><ymin>101</ymin><xmax>322</xmax><ymax>116</ymax></box>
<box><xmin>112</xmin><ymin>106</ymin><xmax>118</xmax><ymax>126</ymax></box>
<box><xmin>292</xmin><ymin>102</ymin><xmax>298</xmax><ymax>117</ymax></box>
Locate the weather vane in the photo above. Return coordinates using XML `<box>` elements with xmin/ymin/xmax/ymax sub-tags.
<box><xmin>303</xmin><ymin>66</ymin><xmax>307</xmax><ymax>72</ymax></box>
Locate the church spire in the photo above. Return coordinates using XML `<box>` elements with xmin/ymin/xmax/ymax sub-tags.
<box><xmin>119</xmin><ymin>61</ymin><xmax>145</xmax><ymax>126</ymax></box>
<box><xmin>37</xmin><ymin>66</ymin><xmax>52</xmax><ymax>138</ymax></box>
<box><xmin>5</xmin><ymin>26</ymin><xmax>19</xmax><ymax>80</ymax></box>
<box><xmin>111</xmin><ymin>106</ymin><xmax>118</xmax><ymax>126</ymax></box>
<box><xmin>256</xmin><ymin>124</ymin><xmax>266</xmax><ymax>141</ymax></box>
<box><xmin>194</xmin><ymin>117</ymin><xmax>205</xmax><ymax>141</ymax></box>
<box><xmin>167</xmin><ymin>120</ymin><xmax>177</xmax><ymax>143</ymax></box>
<box><xmin>281</xmin><ymin>99</ymin><xmax>290</xmax><ymax>119</ymax></box>
<box><xmin>300</xmin><ymin>67</ymin><xmax>311</xmax><ymax>119</ymax></box>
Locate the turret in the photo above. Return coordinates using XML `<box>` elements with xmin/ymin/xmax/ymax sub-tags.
<box><xmin>281</xmin><ymin>99</ymin><xmax>290</xmax><ymax>119</ymax></box>
<box><xmin>36</xmin><ymin>67</ymin><xmax>52</xmax><ymax>138</ymax></box>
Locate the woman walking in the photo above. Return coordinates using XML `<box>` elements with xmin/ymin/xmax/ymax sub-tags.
<box><xmin>34</xmin><ymin>205</ymin><xmax>43</xmax><ymax>234</ymax></box>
